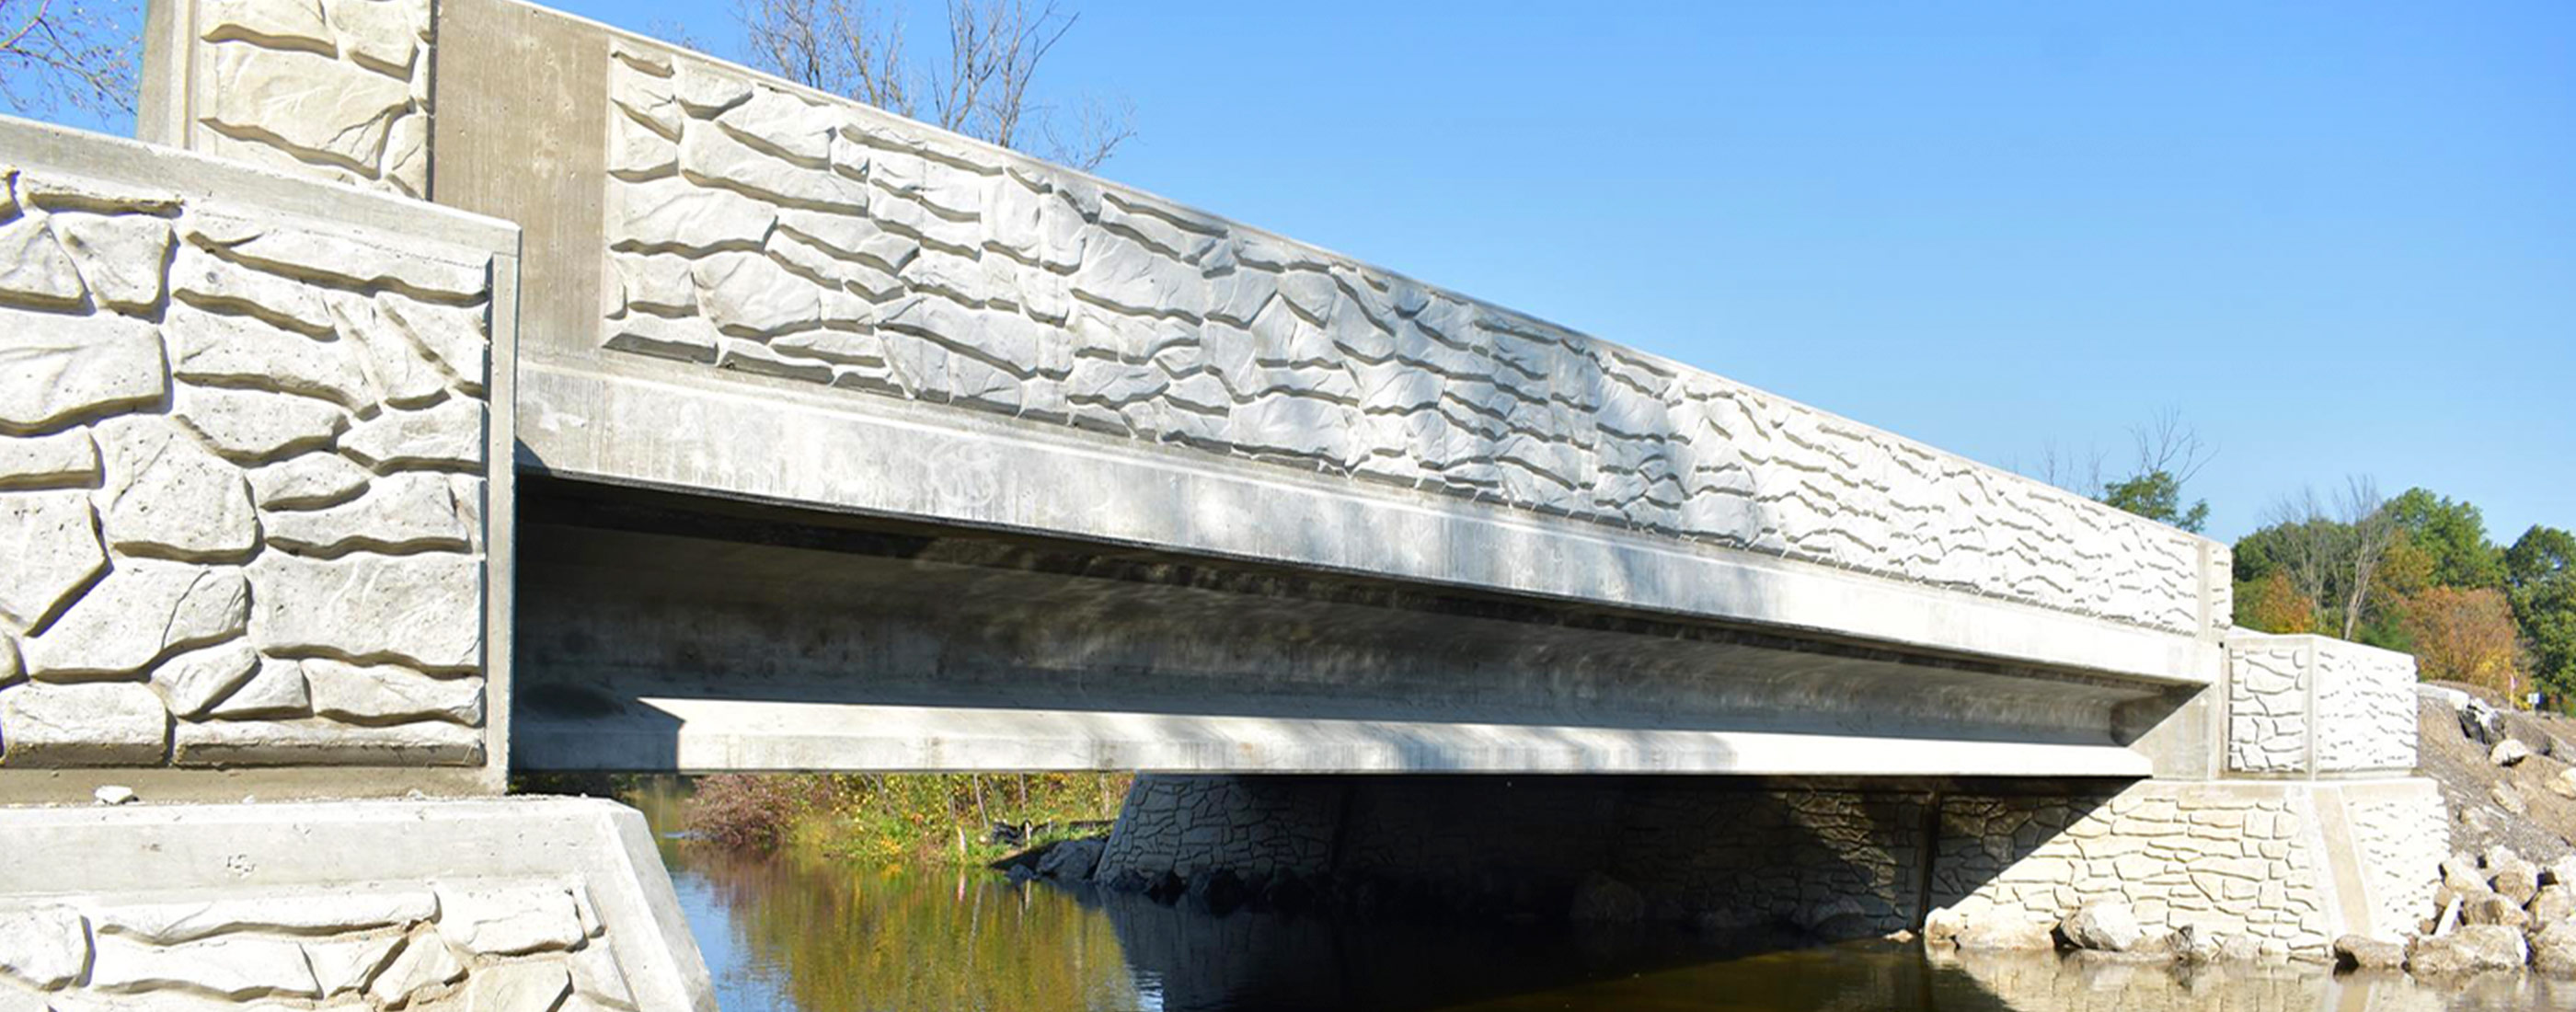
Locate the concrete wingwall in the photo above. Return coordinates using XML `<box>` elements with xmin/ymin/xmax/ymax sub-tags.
<box><xmin>0</xmin><ymin>115</ymin><xmax>512</xmax><ymax>801</ymax></box>
<box><xmin>0</xmin><ymin>41</ymin><xmax>712</xmax><ymax>1008</ymax></box>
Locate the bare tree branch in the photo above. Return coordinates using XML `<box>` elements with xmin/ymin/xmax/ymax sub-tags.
<box><xmin>0</xmin><ymin>0</ymin><xmax>137</xmax><ymax>117</ymax></box>
<box><xmin>732</xmin><ymin>0</ymin><xmax>1129</xmax><ymax>167</ymax></box>
<box><xmin>2336</xmin><ymin>475</ymin><xmax>2396</xmax><ymax>641</ymax></box>
<box><xmin>2129</xmin><ymin>407</ymin><xmax>2214</xmax><ymax>487</ymax></box>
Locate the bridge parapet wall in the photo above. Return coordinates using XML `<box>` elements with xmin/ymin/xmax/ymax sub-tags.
<box><xmin>563</xmin><ymin>33</ymin><xmax>2226</xmax><ymax>640</ymax></box>
<box><xmin>138</xmin><ymin>0</ymin><xmax>437</xmax><ymax>198</ymax></box>
<box><xmin>0</xmin><ymin>115</ymin><xmax>516</xmax><ymax>800</ymax></box>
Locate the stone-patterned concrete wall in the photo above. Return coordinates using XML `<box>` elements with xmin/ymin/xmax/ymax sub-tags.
<box><xmin>592</xmin><ymin>38</ymin><xmax>2222</xmax><ymax>638</ymax></box>
<box><xmin>1931</xmin><ymin>778</ymin><xmax>2446</xmax><ymax>950</ymax></box>
<box><xmin>146</xmin><ymin>0</ymin><xmax>436</xmax><ymax>197</ymax></box>
<box><xmin>1933</xmin><ymin>784</ymin><xmax>2332</xmax><ymax>955</ymax></box>
<box><xmin>2343</xmin><ymin>782</ymin><xmax>2448</xmax><ymax>940</ymax></box>
<box><xmin>2315</xmin><ymin>640</ymin><xmax>2418</xmax><ymax>774</ymax></box>
<box><xmin>1104</xmin><ymin>775</ymin><xmax>2449</xmax><ymax>953</ymax></box>
<box><xmin>0</xmin><ymin>119</ymin><xmax>512</xmax><ymax>788</ymax></box>
<box><xmin>2228</xmin><ymin>641</ymin><xmax>2311</xmax><ymax>774</ymax></box>
<box><xmin>0</xmin><ymin>797</ymin><xmax>714</xmax><ymax>1010</ymax></box>
<box><xmin>2224</xmin><ymin>633</ymin><xmax>2419</xmax><ymax>777</ymax></box>
<box><xmin>0</xmin><ymin>878</ymin><xmax>636</xmax><ymax>1009</ymax></box>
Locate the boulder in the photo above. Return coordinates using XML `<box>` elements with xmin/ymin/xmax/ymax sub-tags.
<box><xmin>2553</xmin><ymin>766</ymin><xmax>2576</xmax><ymax>800</ymax></box>
<box><xmin>1568</xmin><ymin>872</ymin><xmax>1645</xmax><ymax>923</ymax></box>
<box><xmin>1034</xmin><ymin>837</ymin><xmax>1104</xmax><ymax>881</ymax></box>
<box><xmin>2057</xmin><ymin>902</ymin><xmax>2145</xmax><ymax>952</ymax></box>
<box><xmin>1953</xmin><ymin>916</ymin><xmax>2056</xmax><ymax>952</ymax></box>
<box><xmin>2536</xmin><ymin>921</ymin><xmax>2576</xmax><ymax>976</ymax></box>
<box><xmin>2444</xmin><ymin>854</ymin><xmax>2493</xmax><ymax>895</ymax></box>
<box><xmin>1187</xmin><ymin>869</ymin><xmax>1248</xmax><ymax>916</ymax></box>
<box><xmin>2550</xmin><ymin>857</ymin><xmax>2576</xmax><ymax>889</ymax></box>
<box><xmin>2333</xmin><ymin>935</ymin><xmax>2407</xmax><ymax>971</ymax></box>
<box><xmin>2494</xmin><ymin>783</ymin><xmax>2530</xmax><ymax>817</ymax></box>
<box><xmin>2409</xmin><ymin>925</ymin><xmax>2529</xmax><ymax>975</ymax></box>
<box><xmin>2494</xmin><ymin>739</ymin><xmax>2535</xmax><ymax>766</ymax></box>
<box><xmin>2462</xmin><ymin>892</ymin><xmax>2532</xmax><ymax>930</ymax></box>
<box><xmin>2490</xmin><ymin>848</ymin><xmax>2543</xmax><ymax>904</ymax></box>
<box><xmin>1922</xmin><ymin>907</ymin><xmax>1966</xmax><ymax>948</ymax></box>
<box><xmin>2171</xmin><ymin>924</ymin><xmax>2227</xmax><ymax>964</ymax></box>
<box><xmin>2461</xmin><ymin>697</ymin><xmax>2509</xmax><ymax>744</ymax></box>
<box><xmin>2530</xmin><ymin>885</ymin><xmax>2576</xmax><ymax>926</ymax></box>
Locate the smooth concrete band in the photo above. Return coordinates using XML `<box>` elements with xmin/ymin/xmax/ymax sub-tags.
<box><xmin>516</xmin><ymin>695</ymin><xmax>2158</xmax><ymax>778</ymax></box>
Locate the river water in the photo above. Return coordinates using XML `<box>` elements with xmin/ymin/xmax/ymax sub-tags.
<box><xmin>638</xmin><ymin>803</ymin><xmax>2576</xmax><ymax>1010</ymax></box>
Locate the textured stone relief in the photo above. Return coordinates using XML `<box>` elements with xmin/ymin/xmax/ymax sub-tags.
<box><xmin>1102</xmin><ymin>776</ymin><xmax>2422</xmax><ymax>955</ymax></box>
<box><xmin>2224</xmin><ymin>635</ymin><xmax>2419</xmax><ymax>777</ymax></box>
<box><xmin>0</xmin><ymin>165</ymin><xmax>492</xmax><ymax>770</ymax></box>
<box><xmin>2344</xmin><ymin>789</ymin><xmax>2446</xmax><ymax>939</ymax></box>
<box><xmin>189</xmin><ymin>0</ymin><xmax>436</xmax><ymax>197</ymax></box>
<box><xmin>2313</xmin><ymin>639</ymin><xmax>2418</xmax><ymax>774</ymax></box>
<box><xmin>0</xmin><ymin>878</ymin><xmax>635</xmax><ymax>1010</ymax></box>
<box><xmin>1933</xmin><ymin>786</ymin><xmax>2334</xmax><ymax>956</ymax></box>
<box><xmin>593</xmin><ymin>41</ymin><xmax>2215</xmax><ymax>636</ymax></box>
<box><xmin>2226</xmin><ymin>643</ymin><xmax>2309</xmax><ymax>775</ymax></box>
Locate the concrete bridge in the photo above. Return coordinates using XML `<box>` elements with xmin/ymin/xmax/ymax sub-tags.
<box><xmin>452</xmin><ymin>0</ymin><xmax>2227</xmax><ymax>781</ymax></box>
<box><xmin>0</xmin><ymin>0</ymin><xmax>2446</xmax><ymax>1007</ymax></box>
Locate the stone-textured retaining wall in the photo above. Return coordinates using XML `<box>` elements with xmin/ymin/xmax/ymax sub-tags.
<box><xmin>0</xmin><ymin>116</ymin><xmax>514</xmax><ymax>794</ymax></box>
<box><xmin>143</xmin><ymin>0</ymin><xmax>436</xmax><ymax>197</ymax></box>
<box><xmin>1931</xmin><ymin>778</ymin><xmax>2445</xmax><ymax>951</ymax></box>
<box><xmin>1100</xmin><ymin>774</ymin><xmax>2446</xmax><ymax>953</ymax></box>
<box><xmin>0</xmin><ymin>878</ymin><xmax>632</xmax><ymax>1008</ymax></box>
<box><xmin>0</xmin><ymin>797</ymin><xmax>713</xmax><ymax>1010</ymax></box>
<box><xmin>2225</xmin><ymin>633</ymin><xmax>2419</xmax><ymax>776</ymax></box>
<box><xmin>590</xmin><ymin>37</ymin><xmax>2223</xmax><ymax>638</ymax></box>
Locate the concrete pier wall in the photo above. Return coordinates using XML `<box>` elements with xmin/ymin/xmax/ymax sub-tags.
<box><xmin>1095</xmin><ymin>775</ymin><xmax>2446</xmax><ymax>955</ymax></box>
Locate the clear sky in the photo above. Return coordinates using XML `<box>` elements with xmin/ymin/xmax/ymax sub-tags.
<box><xmin>47</xmin><ymin>1</ymin><xmax>2576</xmax><ymax>544</ymax></box>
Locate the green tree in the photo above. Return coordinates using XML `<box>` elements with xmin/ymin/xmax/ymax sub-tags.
<box><xmin>2509</xmin><ymin>525</ymin><xmax>2576</xmax><ymax>698</ymax></box>
<box><xmin>2103</xmin><ymin>470</ymin><xmax>2210</xmax><ymax>534</ymax></box>
<box><xmin>2386</xmin><ymin>488</ymin><xmax>2505</xmax><ymax>589</ymax></box>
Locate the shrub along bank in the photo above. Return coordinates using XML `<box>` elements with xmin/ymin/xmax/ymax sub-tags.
<box><xmin>678</xmin><ymin>773</ymin><xmax>1132</xmax><ymax>865</ymax></box>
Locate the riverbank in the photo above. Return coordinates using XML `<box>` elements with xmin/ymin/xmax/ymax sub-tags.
<box><xmin>654</xmin><ymin>773</ymin><xmax>1133</xmax><ymax>866</ymax></box>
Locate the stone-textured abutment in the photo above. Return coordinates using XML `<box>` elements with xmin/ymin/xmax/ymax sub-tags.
<box><xmin>0</xmin><ymin>0</ymin><xmax>2446</xmax><ymax>1006</ymax></box>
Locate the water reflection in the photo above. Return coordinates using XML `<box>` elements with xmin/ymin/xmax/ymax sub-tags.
<box><xmin>653</xmin><ymin>826</ymin><xmax>2576</xmax><ymax>1011</ymax></box>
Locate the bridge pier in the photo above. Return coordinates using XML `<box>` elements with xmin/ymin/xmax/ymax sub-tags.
<box><xmin>1091</xmin><ymin>773</ymin><xmax>2444</xmax><ymax>956</ymax></box>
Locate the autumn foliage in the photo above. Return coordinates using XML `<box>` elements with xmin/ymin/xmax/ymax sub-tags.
<box><xmin>2237</xmin><ymin>569</ymin><xmax>2319</xmax><ymax>635</ymax></box>
<box><xmin>2402</xmin><ymin>586</ymin><xmax>2524</xmax><ymax>695</ymax></box>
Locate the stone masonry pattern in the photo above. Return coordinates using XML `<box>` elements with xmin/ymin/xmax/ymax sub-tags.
<box><xmin>1934</xmin><ymin>786</ymin><xmax>2333</xmax><ymax>956</ymax></box>
<box><xmin>595</xmin><ymin>40</ymin><xmax>2219</xmax><ymax>638</ymax></box>
<box><xmin>0</xmin><ymin>878</ymin><xmax>638</xmax><ymax>1010</ymax></box>
<box><xmin>1102</xmin><ymin>776</ymin><xmax>2447</xmax><ymax>955</ymax></box>
<box><xmin>2315</xmin><ymin>638</ymin><xmax>2418</xmax><ymax>774</ymax></box>
<box><xmin>2227</xmin><ymin>642</ymin><xmax>2308</xmax><ymax>775</ymax></box>
<box><xmin>0</xmin><ymin>163</ymin><xmax>492</xmax><ymax>770</ymax></box>
<box><xmin>188</xmin><ymin>0</ymin><xmax>435</xmax><ymax>198</ymax></box>
<box><xmin>2225</xmin><ymin>634</ymin><xmax>2419</xmax><ymax>776</ymax></box>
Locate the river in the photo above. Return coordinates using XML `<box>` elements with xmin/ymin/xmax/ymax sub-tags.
<box><xmin>634</xmin><ymin>796</ymin><xmax>2576</xmax><ymax>1011</ymax></box>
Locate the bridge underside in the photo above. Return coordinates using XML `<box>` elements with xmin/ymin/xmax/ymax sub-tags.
<box><xmin>512</xmin><ymin>478</ymin><xmax>2189</xmax><ymax>777</ymax></box>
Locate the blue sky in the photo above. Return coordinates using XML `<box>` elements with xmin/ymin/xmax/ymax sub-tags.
<box><xmin>48</xmin><ymin>1</ymin><xmax>2576</xmax><ymax>544</ymax></box>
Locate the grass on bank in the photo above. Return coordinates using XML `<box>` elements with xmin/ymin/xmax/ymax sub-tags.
<box><xmin>676</xmin><ymin>772</ymin><xmax>1133</xmax><ymax>865</ymax></box>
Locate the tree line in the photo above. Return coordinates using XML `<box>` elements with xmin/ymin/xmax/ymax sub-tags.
<box><xmin>2046</xmin><ymin>415</ymin><xmax>2574</xmax><ymax>707</ymax></box>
